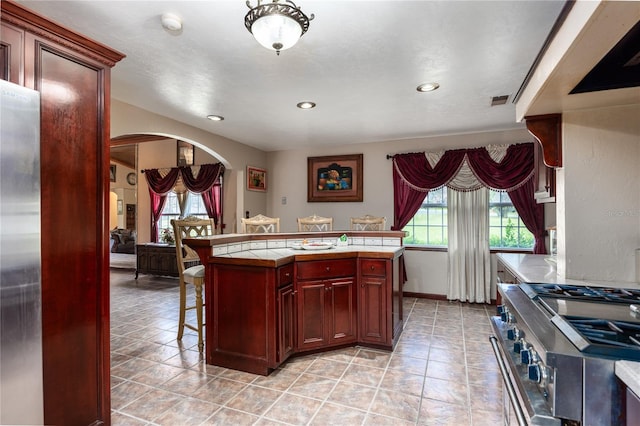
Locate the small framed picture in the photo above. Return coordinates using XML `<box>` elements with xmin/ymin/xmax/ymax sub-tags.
<box><xmin>177</xmin><ymin>140</ymin><xmax>194</xmax><ymax>167</ymax></box>
<box><xmin>307</xmin><ymin>154</ymin><xmax>363</xmax><ymax>202</ymax></box>
<box><xmin>247</xmin><ymin>166</ymin><xmax>267</xmax><ymax>192</ymax></box>
<box><xmin>110</xmin><ymin>164</ymin><xmax>116</xmax><ymax>182</ymax></box>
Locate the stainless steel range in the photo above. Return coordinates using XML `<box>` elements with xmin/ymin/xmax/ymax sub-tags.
<box><xmin>490</xmin><ymin>282</ymin><xmax>640</xmax><ymax>425</ymax></box>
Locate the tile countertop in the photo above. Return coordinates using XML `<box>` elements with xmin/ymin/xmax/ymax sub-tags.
<box><xmin>214</xmin><ymin>244</ymin><xmax>403</xmax><ymax>261</ymax></box>
<box><xmin>498</xmin><ymin>253</ymin><xmax>640</xmax><ymax>397</ymax></box>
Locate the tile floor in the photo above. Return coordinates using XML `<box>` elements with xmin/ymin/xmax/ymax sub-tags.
<box><xmin>110</xmin><ymin>269</ymin><xmax>507</xmax><ymax>425</ymax></box>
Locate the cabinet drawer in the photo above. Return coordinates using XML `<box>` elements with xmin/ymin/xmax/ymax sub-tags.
<box><xmin>360</xmin><ymin>259</ymin><xmax>387</xmax><ymax>276</ymax></box>
<box><xmin>278</xmin><ymin>263</ymin><xmax>294</xmax><ymax>286</ymax></box>
<box><xmin>297</xmin><ymin>259</ymin><xmax>355</xmax><ymax>280</ymax></box>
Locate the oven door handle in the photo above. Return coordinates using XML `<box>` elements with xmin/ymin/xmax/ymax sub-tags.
<box><xmin>489</xmin><ymin>335</ymin><xmax>528</xmax><ymax>426</ymax></box>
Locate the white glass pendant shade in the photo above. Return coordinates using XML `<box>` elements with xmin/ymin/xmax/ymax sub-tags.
<box><xmin>251</xmin><ymin>14</ymin><xmax>303</xmax><ymax>52</ymax></box>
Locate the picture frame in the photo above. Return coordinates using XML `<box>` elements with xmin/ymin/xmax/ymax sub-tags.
<box><xmin>247</xmin><ymin>166</ymin><xmax>267</xmax><ymax>192</ymax></box>
<box><xmin>177</xmin><ymin>140</ymin><xmax>194</xmax><ymax>167</ymax></box>
<box><xmin>117</xmin><ymin>200</ymin><xmax>123</xmax><ymax>215</ymax></box>
<box><xmin>109</xmin><ymin>164</ymin><xmax>116</xmax><ymax>182</ymax></box>
<box><xmin>307</xmin><ymin>154</ymin><xmax>363</xmax><ymax>202</ymax></box>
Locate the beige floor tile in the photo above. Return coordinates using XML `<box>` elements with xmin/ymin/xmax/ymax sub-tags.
<box><xmin>109</xmin><ymin>270</ymin><xmax>505</xmax><ymax>425</ymax></box>
<box><xmin>379</xmin><ymin>368</ymin><xmax>425</xmax><ymax>397</ymax></box>
<box><xmin>471</xmin><ymin>408</ymin><xmax>503</xmax><ymax>426</ymax></box>
<box><xmin>288</xmin><ymin>373</ymin><xmax>337</xmax><ymax>399</ymax></box>
<box><xmin>200</xmin><ymin>407</ymin><xmax>259</xmax><ymax>425</ymax></box>
<box><xmin>304</xmin><ymin>357</ymin><xmax>349</xmax><ymax>380</ymax></box>
<box><xmin>369</xmin><ymin>388</ymin><xmax>421</xmax><ymax>422</ymax></box>
<box><xmin>191</xmin><ymin>377</ymin><xmax>247</xmax><ymax>405</ymax></box>
<box><xmin>310</xmin><ymin>401</ymin><xmax>366</xmax><ymax>425</ymax></box>
<box><xmin>341</xmin><ymin>363</ymin><xmax>385</xmax><ymax>387</ymax></box>
<box><xmin>327</xmin><ymin>381</ymin><xmax>377</xmax><ymax>411</ymax></box>
<box><xmin>225</xmin><ymin>385</ymin><xmax>283</xmax><ymax>416</ymax></box>
<box><xmin>423</xmin><ymin>377</ymin><xmax>469</xmax><ymax>406</ymax></box>
<box><xmin>152</xmin><ymin>397</ymin><xmax>219</xmax><ymax>425</ymax></box>
<box><xmin>263</xmin><ymin>392</ymin><xmax>322</xmax><ymax>424</ymax></box>
<box><xmin>118</xmin><ymin>388</ymin><xmax>184</xmax><ymax>422</ymax></box>
<box><xmin>418</xmin><ymin>397</ymin><xmax>471</xmax><ymax>425</ymax></box>
<box><xmin>111</xmin><ymin>380</ymin><xmax>154</xmax><ymax>411</ymax></box>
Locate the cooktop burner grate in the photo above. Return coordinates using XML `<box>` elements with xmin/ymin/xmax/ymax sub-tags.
<box><xmin>523</xmin><ymin>283</ymin><xmax>640</xmax><ymax>304</ymax></box>
<box><xmin>553</xmin><ymin>316</ymin><xmax>640</xmax><ymax>360</ymax></box>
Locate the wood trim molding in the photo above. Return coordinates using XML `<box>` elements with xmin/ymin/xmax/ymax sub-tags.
<box><xmin>524</xmin><ymin>113</ymin><xmax>562</xmax><ymax>168</ymax></box>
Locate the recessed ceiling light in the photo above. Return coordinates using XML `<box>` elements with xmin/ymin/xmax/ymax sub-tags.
<box><xmin>161</xmin><ymin>13</ymin><xmax>183</xmax><ymax>32</ymax></box>
<box><xmin>297</xmin><ymin>101</ymin><xmax>316</xmax><ymax>109</ymax></box>
<box><xmin>416</xmin><ymin>82</ymin><xmax>440</xmax><ymax>92</ymax></box>
<box><xmin>207</xmin><ymin>115</ymin><xmax>224</xmax><ymax>121</ymax></box>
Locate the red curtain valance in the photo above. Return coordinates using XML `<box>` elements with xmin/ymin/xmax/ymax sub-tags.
<box><xmin>143</xmin><ymin>163</ymin><xmax>225</xmax><ymax>195</ymax></box>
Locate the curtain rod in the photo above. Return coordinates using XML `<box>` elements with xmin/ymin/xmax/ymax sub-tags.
<box><xmin>386</xmin><ymin>155</ymin><xmax>395</xmax><ymax>160</ymax></box>
<box><xmin>140</xmin><ymin>162</ymin><xmax>223</xmax><ymax>174</ymax></box>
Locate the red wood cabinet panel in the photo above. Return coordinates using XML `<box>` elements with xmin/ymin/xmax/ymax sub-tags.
<box><xmin>296</xmin><ymin>259</ymin><xmax>357</xmax><ymax>352</ymax></box>
<box><xmin>1</xmin><ymin>2</ymin><xmax>124</xmax><ymax>424</ymax></box>
<box><xmin>277</xmin><ymin>283</ymin><xmax>295</xmax><ymax>363</ymax></box>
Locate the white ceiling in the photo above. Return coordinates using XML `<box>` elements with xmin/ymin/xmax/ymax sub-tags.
<box><xmin>17</xmin><ymin>0</ymin><xmax>568</xmax><ymax>152</ymax></box>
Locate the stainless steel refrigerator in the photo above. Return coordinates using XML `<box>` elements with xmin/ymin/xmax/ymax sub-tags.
<box><xmin>0</xmin><ymin>79</ymin><xmax>43</xmax><ymax>424</ymax></box>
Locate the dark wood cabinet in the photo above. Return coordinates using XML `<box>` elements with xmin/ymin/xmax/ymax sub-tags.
<box><xmin>296</xmin><ymin>259</ymin><xmax>357</xmax><ymax>352</ymax></box>
<box><xmin>136</xmin><ymin>243</ymin><xmax>181</xmax><ymax>278</ymax></box>
<box><xmin>1</xmin><ymin>2</ymin><xmax>124</xmax><ymax>424</ymax></box>
<box><xmin>359</xmin><ymin>259</ymin><xmax>388</xmax><ymax>345</ymax></box>
<box><xmin>277</xmin><ymin>283</ymin><xmax>295</xmax><ymax>363</ymax></box>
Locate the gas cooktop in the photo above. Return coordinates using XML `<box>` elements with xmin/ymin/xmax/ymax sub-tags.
<box><xmin>521</xmin><ymin>283</ymin><xmax>640</xmax><ymax>304</ymax></box>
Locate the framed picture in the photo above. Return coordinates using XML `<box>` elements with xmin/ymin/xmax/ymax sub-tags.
<box><xmin>308</xmin><ymin>154</ymin><xmax>363</xmax><ymax>202</ymax></box>
<box><xmin>109</xmin><ymin>164</ymin><xmax>116</xmax><ymax>182</ymax></box>
<box><xmin>177</xmin><ymin>140</ymin><xmax>194</xmax><ymax>167</ymax></box>
<box><xmin>247</xmin><ymin>166</ymin><xmax>267</xmax><ymax>192</ymax></box>
<box><xmin>117</xmin><ymin>200</ymin><xmax>123</xmax><ymax>215</ymax></box>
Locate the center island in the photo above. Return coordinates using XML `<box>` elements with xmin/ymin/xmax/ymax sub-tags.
<box><xmin>185</xmin><ymin>231</ymin><xmax>405</xmax><ymax>375</ymax></box>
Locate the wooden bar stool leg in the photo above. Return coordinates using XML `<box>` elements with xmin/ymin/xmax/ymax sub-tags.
<box><xmin>194</xmin><ymin>280</ymin><xmax>205</xmax><ymax>352</ymax></box>
<box><xmin>177</xmin><ymin>278</ymin><xmax>187</xmax><ymax>340</ymax></box>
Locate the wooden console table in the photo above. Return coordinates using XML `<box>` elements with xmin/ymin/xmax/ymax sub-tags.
<box><xmin>135</xmin><ymin>243</ymin><xmax>198</xmax><ymax>279</ymax></box>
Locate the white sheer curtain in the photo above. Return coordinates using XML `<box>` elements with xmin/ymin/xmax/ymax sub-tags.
<box><xmin>446</xmin><ymin>187</ymin><xmax>491</xmax><ymax>303</ymax></box>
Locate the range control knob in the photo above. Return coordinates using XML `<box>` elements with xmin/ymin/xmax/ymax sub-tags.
<box><xmin>521</xmin><ymin>348</ymin><xmax>538</xmax><ymax>365</ymax></box>
<box><xmin>528</xmin><ymin>362</ymin><xmax>547</xmax><ymax>386</ymax></box>
<box><xmin>514</xmin><ymin>339</ymin><xmax>527</xmax><ymax>355</ymax></box>
<box><xmin>507</xmin><ymin>327</ymin><xmax>520</xmax><ymax>341</ymax></box>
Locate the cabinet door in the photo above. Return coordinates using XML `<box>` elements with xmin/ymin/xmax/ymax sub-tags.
<box><xmin>0</xmin><ymin>22</ymin><xmax>23</xmax><ymax>84</ymax></box>
<box><xmin>359</xmin><ymin>275</ymin><xmax>387</xmax><ymax>344</ymax></box>
<box><xmin>277</xmin><ymin>284</ymin><xmax>295</xmax><ymax>363</ymax></box>
<box><xmin>328</xmin><ymin>277</ymin><xmax>357</xmax><ymax>345</ymax></box>
<box><xmin>296</xmin><ymin>279</ymin><xmax>327</xmax><ymax>351</ymax></box>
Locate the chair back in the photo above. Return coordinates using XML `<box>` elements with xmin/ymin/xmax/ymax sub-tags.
<box><xmin>171</xmin><ymin>216</ymin><xmax>215</xmax><ymax>273</ymax></box>
<box><xmin>350</xmin><ymin>215</ymin><xmax>386</xmax><ymax>231</ymax></box>
<box><xmin>241</xmin><ymin>214</ymin><xmax>280</xmax><ymax>233</ymax></box>
<box><xmin>297</xmin><ymin>214</ymin><xmax>333</xmax><ymax>232</ymax></box>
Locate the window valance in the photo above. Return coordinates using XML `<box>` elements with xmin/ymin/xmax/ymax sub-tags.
<box><xmin>142</xmin><ymin>163</ymin><xmax>225</xmax><ymax>195</ymax></box>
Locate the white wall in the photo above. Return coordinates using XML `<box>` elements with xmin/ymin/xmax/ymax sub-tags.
<box><xmin>111</xmin><ymin>100</ymin><xmax>269</xmax><ymax>235</ymax></box>
<box><xmin>268</xmin><ymin>128</ymin><xmax>535</xmax><ymax>297</ymax></box>
<box><xmin>558</xmin><ymin>103</ymin><xmax>640</xmax><ymax>282</ymax></box>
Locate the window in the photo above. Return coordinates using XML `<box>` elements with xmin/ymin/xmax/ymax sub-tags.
<box><xmin>157</xmin><ymin>191</ymin><xmax>209</xmax><ymax>237</ymax></box>
<box><xmin>403</xmin><ymin>187</ymin><xmax>448</xmax><ymax>246</ymax></box>
<box><xmin>402</xmin><ymin>188</ymin><xmax>534</xmax><ymax>249</ymax></box>
<box><xmin>489</xmin><ymin>190</ymin><xmax>533</xmax><ymax>249</ymax></box>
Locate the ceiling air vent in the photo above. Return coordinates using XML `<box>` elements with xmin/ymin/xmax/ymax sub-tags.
<box><xmin>490</xmin><ymin>95</ymin><xmax>509</xmax><ymax>106</ymax></box>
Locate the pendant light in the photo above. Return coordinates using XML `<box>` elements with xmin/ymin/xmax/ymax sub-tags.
<box><xmin>245</xmin><ymin>0</ymin><xmax>314</xmax><ymax>55</ymax></box>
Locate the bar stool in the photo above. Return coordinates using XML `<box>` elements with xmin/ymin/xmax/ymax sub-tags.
<box><xmin>297</xmin><ymin>214</ymin><xmax>333</xmax><ymax>232</ymax></box>
<box><xmin>241</xmin><ymin>214</ymin><xmax>280</xmax><ymax>233</ymax></box>
<box><xmin>171</xmin><ymin>216</ymin><xmax>214</xmax><ymax>352</ymax></box>
<box><xmin>350</xmin><ymin>214</ymin><xmax>386</xmax><ymax>231</ymax></box>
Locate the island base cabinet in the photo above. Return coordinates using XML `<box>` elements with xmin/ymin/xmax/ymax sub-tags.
<box><xmin>277</xmin><ymin>283</ymin><xmax>295</xmax><ymax>363</ymax></box>
<box><xmin>208</xmin><ymin>264</ymin><xmax>278</xmax><ymax>375</ymax></box>
<box><xmin>296</xmin><ymin>259</ymin><xmax>357</xmax><ymax>352</ymax></box>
